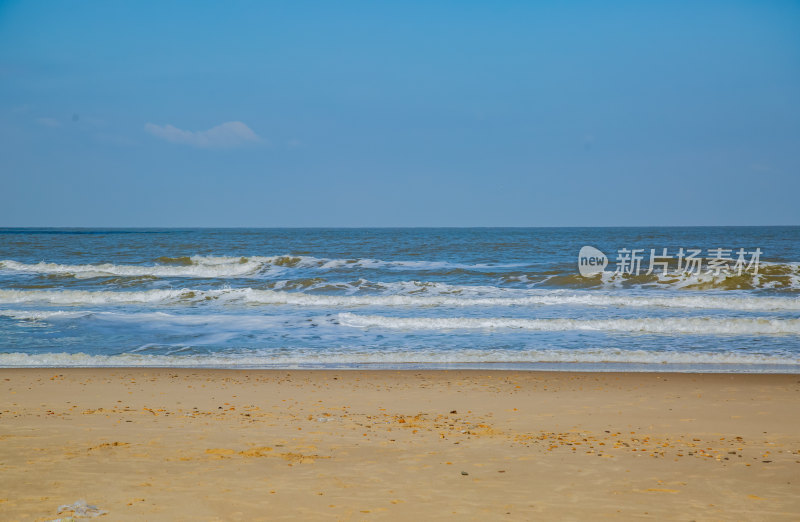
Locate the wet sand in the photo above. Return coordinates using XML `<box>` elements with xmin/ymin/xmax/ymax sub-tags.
<box><xmin>1</xmin><ymin>369</ymin><xmax>798</xmax><ymax>521</ymax></box>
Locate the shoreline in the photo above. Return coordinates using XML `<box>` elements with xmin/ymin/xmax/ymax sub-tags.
<box><xmin>3</xmin><ymin>368</ymin><xmax>800</xmax><ymax>374</ymax></box>
<box><xmin>2</xmin><ymin>369</ymin><xmax>799</xmax><ymax>520</ymax></box>
<box><xmin>2</xmin><ymin>361</ymin><xmax>799</xmax><ymax>374</ymax></box>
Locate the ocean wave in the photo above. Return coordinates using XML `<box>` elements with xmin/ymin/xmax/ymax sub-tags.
<box><xmin>543</xmin><ymin>262</ymin><xmax>800</xmax><ymax>291</ymax></box>
<box><xmin>3</xmin><ymin>255</ymin><xmax>797</xmax><ymax>292</ymax></box>
<box><xmin>0</xmin><ymin>309</ymin><xmax>286</xmax><ymax>329</ymax></box>
<box><xmin>337</xmin><ymin>313</ymin><xmax>800</xmax><ymax>335</ymax></box>
<box><xmin>0</xmin><ymin>288</ymin><xmax>193</xmax><ymax>305</ymax></box>
<box><xmin>0</xmin><ymin>256</ymin><xmax>269</xmax><ymax>279</ymax></box>
<box><xmin>0</xmin><ymin>350</ymin><xmax>797</xmax><ymax>368</ymax></box>
<box><xmin>0</xmin><ymin>309</ymin><xmax>94</xmax><ymax>321</ymax></box>
<box><xmin>0</xmin><ymin>287</ymin><xmax>798</xmax><ymax>311</ymax></box>
<box><xmin>0</xmin><ymin>255</ymin><xmax>522</xmax><ymax>279</ymax></box>
<box><xmin>271</xmin><ymin>256</ymin><xmax>523</xmax><ymax>271</ymax></box>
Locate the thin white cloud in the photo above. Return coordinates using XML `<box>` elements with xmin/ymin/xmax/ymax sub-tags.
<box><xmin>36</xmin><ymin>117</ymin><xmax>61</xmax><ymax>128</ymax></box>
<box><xmin>144</xmin><ymin>121</ymin><xmax>261</xmax><ymax>148</ymax></box>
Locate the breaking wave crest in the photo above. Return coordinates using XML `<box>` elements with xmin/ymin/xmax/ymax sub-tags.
<box><xmin>0</xmin><ymin>256</ymin><xmax>267</xmax><ymax>278</ymax></box>
<box><xmin>0</xmin><ymin>287</ymin><xmax>798</xmax><ymax>311</ymax></box>
<box><xmin>0</xmin><ymin>350</ymin><xmax>796</xmax><ymax>368</ymax></box>
<box><xmin>7</xmin><ymin>307</ymin><xmax>798</xmax><ymax>336</ymax></box>
<box><xmin>337</xmin><ymin>313</ymin><xmax>800</xmax><ymax>335</ymax></box>
<box><xmin>0</xmin><ymin>255</ymin><xmax>520</xmax><ymax>279</ymax></box>
<box><xmin>2</xmin><ymin>255</ymin><xmax>798</xmax><ymax>291</ymax></box>
<box><xmin>0</xmin><ymin>309</ymin><xmax>284</xmax><ymax>329</ymax></box>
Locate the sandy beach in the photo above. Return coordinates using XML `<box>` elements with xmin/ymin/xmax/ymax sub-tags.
<box><xmin>0</xmin><ymin>369</ymin><xmax>798</xmax><ymax>521</ymax></box>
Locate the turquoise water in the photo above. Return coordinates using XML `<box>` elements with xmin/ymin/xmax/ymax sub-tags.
<box><xmin>1</xmin><ymin>227</ymin><xmax>799</xmax><ymax>372</ymax></box>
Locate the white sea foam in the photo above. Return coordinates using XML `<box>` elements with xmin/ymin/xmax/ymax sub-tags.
<box><xmin>0</xmin><ymin>310</ymin><xmax>94</xmax><ymax>321</ymax></box>
<box><xmin>0</xmin><ymin>288</ymin><xmax>192</xmax><ymax>305</ymax></box>
<box><xmin>0</xmin><ymin>286</ymin><xmax>798</xmax><ymax>311</ymax></box>
<box><xmin>3</xmin><ymin>255</ymin><xmax>799</xmax><ymax>293</ymax></box>
<box><xmin>235</xmin><ymin>288</ymin><xmax>800</xmax><ymax>311</ymax></box>
<box><xmin>305</xmin><ymin>257</ymin><xmax>520</xmax><ymax>271</ymax></box>
<box><xmin>0</xmin><ymin>257</ymin><xmax>269</xmax><ymax>278</ymax></box>
<box><xmin>338</xmin><ymin>313</ymin><xmax>800</xmax><ymax>335</ymax></box>
<box><xmin>13</xmin><ymin>308</ymin><xmax>798</xmax><ymax>338</ymax></box>
<box><xmin>0</xmin><ymin>350</ymin><xmax>796</xmax><ymax>368</ymax></box>
<box><xmin>0</xmin><ymin>255</ymin><xmax>522</xmax><ymax>279</ymax></box>
<box><xmin>0</xmin><ymin>309</ymin><xmax>285</xmax><ymax>329</ymax></box>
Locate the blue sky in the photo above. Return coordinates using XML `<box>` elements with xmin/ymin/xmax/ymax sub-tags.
<box><xmin>1</xmin><ymin>1</ymin><xmax>798</xmax><ymax>226</ymax></box>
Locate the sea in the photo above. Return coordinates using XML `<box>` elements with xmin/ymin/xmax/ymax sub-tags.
<box><xmin>1</xmin><ymin>227</ymin><xmax>798</xmax><ymax>372</ymax></box>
